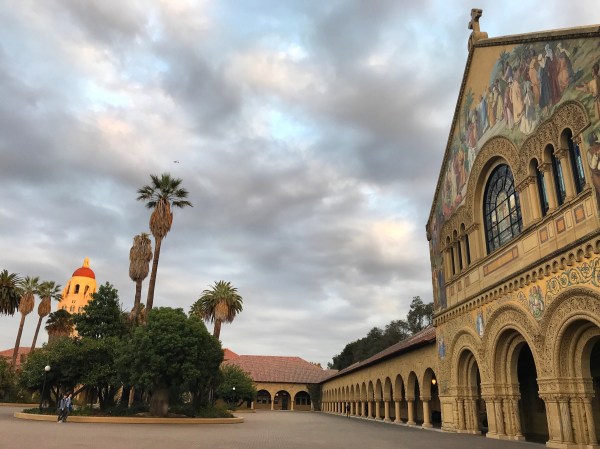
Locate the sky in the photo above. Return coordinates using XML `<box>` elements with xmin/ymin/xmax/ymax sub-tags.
<box><xmin>1</xmin><ymin>0</ymin><xmax>599</xmax><ymax>368</ymax></box>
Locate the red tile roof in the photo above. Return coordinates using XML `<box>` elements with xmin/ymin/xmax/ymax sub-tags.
<box><xmin>0</xmin><ymin>347</ymin><xmax>31</xmax><ymax>369</ymax></box>
<box><xmin>224</xmin><ymin>355</ymin><xmax>333</xmax><ymax>384</ymax></box>
<box><xmin>325</xmin><ymin>326</ymin><xmax>436</xmax><ymax>381</ymax></box>
<box><xmin>223</xmin><ymin>348</ymin><xmax>239</xmax><ymax>361</ymax></box>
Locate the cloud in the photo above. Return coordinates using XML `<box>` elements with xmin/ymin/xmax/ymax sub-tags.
<box><xmin>1</xmin><ymin>0</ymin><xmax>599</xmax><ymax>367</ymax></box>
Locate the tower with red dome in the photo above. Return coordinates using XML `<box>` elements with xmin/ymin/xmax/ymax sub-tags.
<box><xmin>58</xmin><ymin>257</ymin><xmax>97</xmax><ymax>315</ymax></box>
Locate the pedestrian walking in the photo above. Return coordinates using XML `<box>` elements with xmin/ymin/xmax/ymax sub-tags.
<box><xmin>57</xmin><ymin>392</ymin><xmax>72</xmax><ymax>423</ymax></box>
<box><xmin>62</xmin><ymin>393</ymin><xmax>73</xmax><ymax>422</ymax></box>
<box><xmin>345</xmin><ymin>403</ymin><xmax>350</xmax><ymax>417</ymax></box>
<box><xmin>57</xmin><ymin>394</ymin><xmax>66</xmax><ymax>423</ymax></box>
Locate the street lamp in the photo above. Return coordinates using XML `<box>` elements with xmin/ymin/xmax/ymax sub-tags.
<box><xmin>232</xmin><ymin>386</ymin><xmax>236</xmax><ymax>408</ymax></box>
<box><xmin>39</xmin><ymin>365</ymin><xmax>51</xmax><ymax>411</ymax></box>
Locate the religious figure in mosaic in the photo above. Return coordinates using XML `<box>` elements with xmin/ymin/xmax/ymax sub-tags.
<box><xmin>528</xmin><ymin>286</ymin><xmax>545</xmax><ymax>319</ymax></box>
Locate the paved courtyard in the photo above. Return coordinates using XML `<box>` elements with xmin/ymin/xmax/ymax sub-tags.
<box><xmin>0</xmin><ymin>406</ymin><xmax>543</xmax><ymax>449</ymax></box>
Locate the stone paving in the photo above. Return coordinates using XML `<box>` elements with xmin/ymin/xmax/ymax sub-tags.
<box><xmin>0</xmin><ymin>406</ymin><xmax>543</xmax><ymax>449</ymax></box>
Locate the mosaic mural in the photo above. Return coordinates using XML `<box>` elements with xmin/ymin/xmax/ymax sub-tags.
<box><xmin>429</xmin><ymin>37</ymin><xmax>600</xmax><ymax>310</ymax></box>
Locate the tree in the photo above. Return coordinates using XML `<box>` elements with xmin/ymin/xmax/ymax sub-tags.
<box><xmin>31</xmin><ymin>281</ymin><xmax>61</xmax><ymax>352</ymax></box>
<box><xmin>0</xmin><ymin>270</ymin><xmax>21</xmax><ymax>316</ymax></box>
<box><xmin>20</xmin><ymin>337</ymin><xmax>87</xmax><ymax>402</ymax></box>
<box><xmin>215</xmin><ymin>365</ymin><xmax>256</xmax><ymax>407</ymax></box>
<box><xmin>136</xmin><ymin>173</ymin><xmax>192</xmax><ymax>312</ymax></box>
<box><xmin>128</xmin><ymin>233</ymin><xmax>152</xmax><ymax>323</ymax></box>
<box><xmin>73</xmin><ymin>282</ymin><xmax>127</xmax><ymax>339</ymax></box>
<box><xmin>120</xmin><ymin>308</ymin><xmax>222</xmax><ymax>416</ymax></box>
<box><xmin>406</xmin><ymin>296</ymin><xmax>434</xmax><ymax>334</ymax></box>
<box><xmin>12</xmin><ymin>276</ymin><xmax>39</xmax><ymax>367</ymax></box>
<box><xmin>45</xmin><ymin>309</ymin><xmax>74</xmax><ymax>342</ymax></box>
<box><xmin>190</xmin><ymin>280</ymin><xmax>243</xmax><ymax>340</ymax></box>
<box><xmin>328</xmin><ymin>298</ymin><xmax>433</xmax><ymax>370</ymax></box>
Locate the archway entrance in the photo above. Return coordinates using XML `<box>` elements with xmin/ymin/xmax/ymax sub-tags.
<box><xmin>457</xmin><ymin>349</ymin><xmax>486</xmax><ymax>434</ymax></box>
<box><xmin>256</xmin><ymin>390</ymin><xmax>271</xmax><ymax>410</ymax></box>
<box><xmin>591</xmin><ymin>340</ymin><xmax>600</xmax><ymax>437</ymax></box>
<box><xmin>517</xmin><ymin>345</ymin><xmax>548</xmax><ymax>442</ymax></box>
<box><xmin>294</xmin><ymin>391</ymin><xmax>311</xmax><ymax>411</ymax></box>
<box><xmin>274</xmin><ymin>390</ymin><xmax>290</xmax><ymax>410</ymax></box>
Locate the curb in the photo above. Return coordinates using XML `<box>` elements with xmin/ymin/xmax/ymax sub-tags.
<box><xmin>14</xmin><ymin>412</ymin><xmax>244</xmax><ymax>424</ymax></box>
<box><xmin>0</xmin><ymin>403</ymin><xmax>38</xmax><ymax>408</ymax></box>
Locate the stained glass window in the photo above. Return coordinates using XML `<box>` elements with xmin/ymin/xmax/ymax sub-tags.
<box><xmin>551</xmin><ymin>151</ymin><xmax>566</xmax><ymax>206</ymax></box>
<box><xmin>484</xmin><ymin>164</ymin><xmax>522</xmax><ymax>253</ymax></box>
<box><xmin>567</xmin><ymin>130</ymin><xmax>586</xmax><ymax>193</ymax></box>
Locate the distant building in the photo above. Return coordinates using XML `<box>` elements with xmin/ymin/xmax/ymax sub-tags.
<box><xmin>224</xmin><ymin>352</ymin><xmax>335</xmax><ymax>411</ymax></box>
<box><xmin>57</xmin><ymin>258</ymin><xmax>97</xmax><ymax>316</ymax></box>
<box><xmin>0</xmin><ymin>347</ymin><xmax>31</xmax><ymax>369</ymax></box>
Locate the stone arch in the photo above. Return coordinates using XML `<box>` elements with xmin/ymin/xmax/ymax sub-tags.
<box><xmin>384</xmin><ymin>377</ymin><xmax>393</xmax><ymax>401</ymax></box>
<box><xmin>375</xmin><ymin>379</ymin><xmax>383</xmax><ymax>401</ymax></box>
<box><xmin>455</xmin><ymin>347</ymin><xmax>486</xmax><ymax>433</ymax></box>
<box><xmin>467</xmin><ymin>136</ymin><xmax>521</xmax><ymax>217</ymax></box>
<box><xmin>540</xmin><ymin>287</ymin><xmax>600</xmax><ymax>377</ymax></box>
<box><xmin>406</xmin><ymin>372</ymin><xmax>417</xmax><ymax>400</ymax></box>
<box><xmin>393</xmin><ymin>374</ymin><xmax>405</xmax><ymax>401</ymax></box>
<box><xmin>481</xmin><ymin>303</ymin><xmax>541</xmax><ymax>381</ymax></box>
<box><xmin>448</xmin><ymin>328</ymin><xmax>483</xmax><ymax>384</ymax></box>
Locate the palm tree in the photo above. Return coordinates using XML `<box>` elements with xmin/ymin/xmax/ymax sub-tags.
<box><xmin>31</xmin><ymin>281</ymin><xmax>62</xmax><ymax>352</ymax></box>
<box><xmin>12</xmin><ymin>276</ymin><xmax>40</xmax><ymax>367</ymax></box>
<box><xmin>0</xmin><ymin>270</ymin><xmax>21</xmax><ymax>315</ymax></box>
<box><xmin>137</xmin><ymin>173</ymin><xmax>192</xmax><ymax>312</ymax></box>
<box><xmin>128</xmin><ymin>233</ymin><xmax>153</xmax><ymax>323</ymax></box>
<box><xmin>45</xmin><ymin>309</ymin><xmax>74</xmax><ymax>343</ymax></box>
<box><xmin>190</xmin><ymin>280</ymin><xmax>243</xmax><ymax>340</ymax></box>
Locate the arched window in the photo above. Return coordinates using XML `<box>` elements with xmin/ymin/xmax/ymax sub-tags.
<box><xmin>484</xmin><ymin>164</ymin><xmax>523</xmax><ymax>253</ymax></box>
<box><xmin>534</xmin><ymin>160</ymin><xmax>549</xmax><ymax>217</ymax></box>
<box><xmin>550</xmin><ymin>146</ymin><xmax>566</xmax><ymax>206</ymax></box>
<box><xmin>566</xmin><ymin>130</ymin><xmax>586</xmax><ymax>193</ymax></box>
<box><xmin>74</xmin><ymin>284</ymin><xmax>80</xmax><ymax>294</ymax></box>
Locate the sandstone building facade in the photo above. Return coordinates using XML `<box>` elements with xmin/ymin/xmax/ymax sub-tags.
<box><xmin>322</xmin><ymin>12</ymin><xmax>600</xmax><ymax>449</ymax></box>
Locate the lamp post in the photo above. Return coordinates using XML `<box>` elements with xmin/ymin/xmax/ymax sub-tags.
<box><xmin>39</xmin><ymin>365</ymin><xmax>51</xmax><ymax>411</ymax></box>
<box><xmin>232</xmin><ymin>386</ymin><xmax>236</xmax><ymax>408</ymax></box>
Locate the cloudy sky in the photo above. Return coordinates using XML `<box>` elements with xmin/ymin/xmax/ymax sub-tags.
<box><xmin>1</xmin><ymin>0</ymin><xmax>599</xmax><ymax>368</ymax></box>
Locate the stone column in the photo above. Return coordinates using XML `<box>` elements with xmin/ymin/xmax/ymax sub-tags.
<box><xmin>458</xmin><ymin>398</ymin><xmax>466</xmax><ymax>431</ymax></box>
<box><xmin>509</xmin><ymin>398</ymin><xmax>523</xmax><ymax>439</ymax></box>
<box><xmin>271</xmin><ymin>398</ymin><xmax>275</xmax><ymax>411</ymax></box>
<box><xmin>375</xmin><ymin>401</ymin><xmax>381</xmax><ymax>420</ymax></box>
<box><xmin>484</xmin><ymin>398</ymin><xmax>497</xmax><ymax>437</ymax></box>
<box><xmin>422</xmin><ymin>399</ymin><xmax>432</xmax><ymax>428</ymax></box>
<box><xmin>384</xmin><ymin>400</ymin><xmax>391</xmax><ymax>422</ymax></box>
<box><xmin>291</xmin><ymin>397</ymin><xmax>295</xmax><ymax>411</ymax></box>
<box><xmin>362</xmin><ymin>401</ymin><xmax>366</xmax><ymax>417</ymax></box>
<box><xmin>407</xmin><ymin>400</ymin><xmax>416</xmax><ymax>426</ymax></box>
<box><xmin>394</xmin><ymin>400</ymin><xmax>401</xmax><ymax>424</ymax></box>
<box><xmin>542</xmin><ymin>395</ymin><xmax>564</xmax><ymax>445</ymax></box>
<box><xmin>368</xmin><ymin>401</ymin><xmax>374</xmax><ymax>419</ymax></box>
<box><xmin>558</xmin><ymin>397</ymin><xmax>573</xmax><ymax>444</ymax></box>
<box><xmin>540</xmin><ymin>163</ymin><xmax>558</xmax><ymax>210</ymax></box>
<box><xmin>583</xmin><ymin>397</ymin><xmax>598</xmax><ymax>445</ymax></box>
<box><xmin>494</xmin><ymin>399</ymin><xmax>505</xmax><ymax>436</ymax></box>
<box><xmin>466</xmin><ymin>224</ymin><xmax>481</xmax><ymax>264</ymax></box>
<box><xmin>251</xmin><ymin>401</ymin><xmax>254</xmax><ymax>410</ymax></box>
<box><xmin>459</xmin><ymin>237</ymin><xmax>468</xmax><ymax>270</ymax></box>
<box><xmin>556</xmin><ymin>148</ymin><xmax>576</xmax><ymax>200</ymax></box>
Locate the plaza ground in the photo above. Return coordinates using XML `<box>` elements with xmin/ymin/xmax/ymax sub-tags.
<box><xmin>0</xmin><ymin>406</ymin><xmax>544</xmax><ymax>449</ymax></box>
